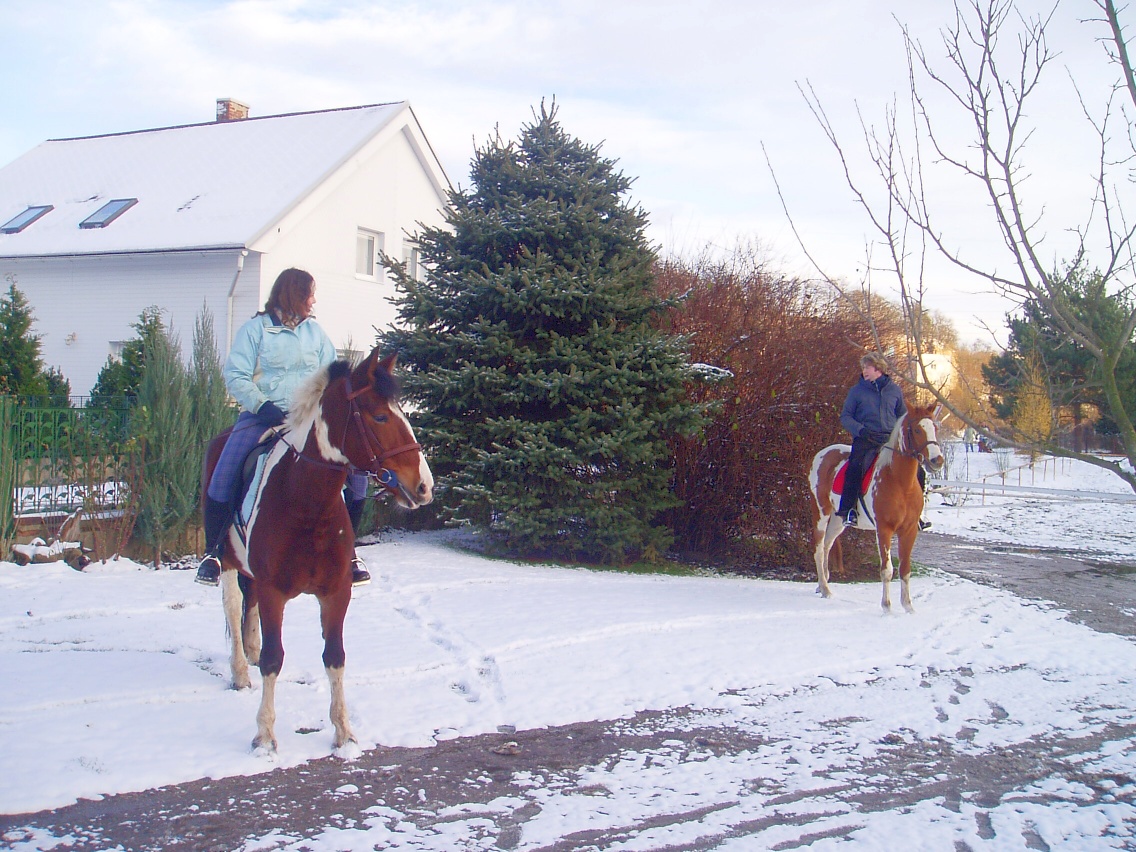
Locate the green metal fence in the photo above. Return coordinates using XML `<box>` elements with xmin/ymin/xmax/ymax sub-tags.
<box><xmin>3</xmin><ymin>396</ymin><xmax>134</xmax><ymax>529</ymax></box>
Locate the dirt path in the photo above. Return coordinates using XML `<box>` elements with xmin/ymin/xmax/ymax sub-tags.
<box><xmin>913</xmin><ymin>531</ymin><xmax>1136</xmax><ymax>638</ymax></box>
<box><xmin>2</xmin><ymin>535</ymin><xmax>1133</xmax><ymax>851</ymax></box>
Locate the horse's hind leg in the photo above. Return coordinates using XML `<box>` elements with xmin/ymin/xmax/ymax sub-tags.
<box><xmin>813</xmin><ymin>516</ymin><xmax>842</xmax><ymax>598</ymax></box>
<box><xmin>236</xmin><ymin>572</ymin><xmax>261</xmax><ymax>665</ymax></box>
<box><xmin>222</xmin><ymin>570</ymin><xmax>251</xmax><ymax>690</ymax></box>
<box><xmin>320</xmin><ymin>592</ymin><xmax>356</xmax><ymax>750</ymax></box>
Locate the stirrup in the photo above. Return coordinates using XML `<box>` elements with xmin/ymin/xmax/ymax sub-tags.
<box><xmin>195</xmin><ymin>554</ymin><xmax>221</xmax><ymax>586</ymax></box>
<box><xmin>350</xmin><ymin>556</ymin><xmax>371</xmax><ymax>587</ymax></box>
<box><xmin>918</xmin><ymin>518</ymin><xmax>932</xmax><ymax>531</ymax></box>
<box><xmin>844</xmin><ymin>509</ymin><xmax>858</xmax><ymax>527</ymax></box>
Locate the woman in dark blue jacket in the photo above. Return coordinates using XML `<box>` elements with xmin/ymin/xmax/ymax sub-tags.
<box><xmin>836</xmin><ymin>352</ymin><xmax>906</xmax><ymax>525</ymax></box>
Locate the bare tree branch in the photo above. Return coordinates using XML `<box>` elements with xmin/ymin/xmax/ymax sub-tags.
<box><xmin>775</xmin><ymin>0</ymin><xmax>1136</xmax><ymax>490</ymax></box>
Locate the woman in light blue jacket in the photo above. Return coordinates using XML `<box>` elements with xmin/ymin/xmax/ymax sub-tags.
<box><xmin>195</xmin><ymin>268</ymin><xmax>371</xmax><ymax>587</ymax></box>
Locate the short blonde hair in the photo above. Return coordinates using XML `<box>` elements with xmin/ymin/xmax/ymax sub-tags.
<box><xmin>860</xmin><ymin>352</ymin><xmax>890</xmax><ymax>373</ymax></box>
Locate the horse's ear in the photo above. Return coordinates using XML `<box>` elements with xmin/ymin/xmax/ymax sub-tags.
<box><xmin>377</xmin><ymin>352</ymin><xmax>397</xmax><ymax>375</ymax></box>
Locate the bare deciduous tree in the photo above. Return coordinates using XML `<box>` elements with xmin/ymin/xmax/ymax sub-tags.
<box><xmin>776</xmin><ymin>0</ymin><xmax>1136</xmax><ymax>490</ymax></box>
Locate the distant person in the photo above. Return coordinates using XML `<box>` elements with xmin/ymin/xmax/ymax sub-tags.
<box><xmin>964</xmin><ymin>425</ymin><xmax>976</xmax><ymax>453</ymax></box>
<box><xmin>195</xmin><ymin>268</ymin><xmax>372</xmax><ymax>587</ymax></box>
<box><xmin>836</xmin><ymin>353</ymin><xmax>929</xmax><ymax>530</ymax></box>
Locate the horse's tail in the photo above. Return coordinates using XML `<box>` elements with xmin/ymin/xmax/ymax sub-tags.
<box><xmin>237</xmin><ymin>571</ymin><xmax>252</xmax><ymax>617</ymax></box>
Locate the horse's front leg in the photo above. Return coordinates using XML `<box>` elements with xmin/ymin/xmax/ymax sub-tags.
<box><xmin>876</xmin><ymin>527</ymin><xmax>895</xmax><ymax>612</ymax></box>
<box><xmin>253</xmin><ymin>590</ymin><xmax>286</xmax><ymax>753</ymax></box>
<box><xmin>896</xmin><ymin>526</ymin><xmax>918</xmax><ymax>614</ymax></box>
<box><xmin>319</xmin><ymin>589</ymin><xmax>356</xmax><ymax>751</ymax></box>
<box><xmin>222</xmin><ymin>570</ymin><xmax>251</xmax><ymax>690</ymax></box>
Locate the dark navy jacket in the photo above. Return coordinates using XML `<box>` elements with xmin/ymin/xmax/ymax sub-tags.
<box><xmin>840</xmin><ymin>374</ymin><xmax>906</xmax><ymax>439</ymax></box>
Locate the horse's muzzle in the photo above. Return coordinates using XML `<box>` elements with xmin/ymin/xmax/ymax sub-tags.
<box><xmin>396</xmin><ymin>479</ymin><xmax>433</xmax><ymax>509</ymax></box>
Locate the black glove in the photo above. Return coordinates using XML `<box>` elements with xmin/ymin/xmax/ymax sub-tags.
<box><xmin>255</xmin><ymin>401</ymin><xmax>286</xmax><ymax>427</ymax></box>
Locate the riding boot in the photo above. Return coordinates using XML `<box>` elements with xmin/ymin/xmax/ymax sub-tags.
<box><xmin>346</xmin><ymin>497</ymin><xmax>371</xmax><ymax>586</ymax></box>
<box><xmin>195</xmin><ymin>496</ymin><xmax>232</xmax><ymax>587</ymax></box>
<box><xmin>836</xmin><ymin>471</ymin><xmax>859</xmax><ymax>520</ymax></box>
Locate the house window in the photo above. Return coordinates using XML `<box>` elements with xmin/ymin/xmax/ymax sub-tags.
<box><xmin>403</xmin><ymin>242</ymin><xmax>423</xmax><ymax>281</ymax></box>
<box><xmin>79</xmin><ymin>198</ymin><xmax>138</xmax><ymax>229</ymax></box>
<box><xmin>356</xmin><ymin>228</ymin><xmax>384</xmax><ymax>278</ymax></box>
<box><xmin>1</xmin><ymin>205</ymin><xmax>53</xmax><ymax>234</ymax></box>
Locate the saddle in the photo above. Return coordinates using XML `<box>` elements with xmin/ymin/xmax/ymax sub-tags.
<box><xmin>232</xmin><ymin>431</ymin><xmax>283</xmax><ymax>539</ymax></box>
<box><xmin>832</xmin><ymin>453</ymin><xmax>878</xmax><ymax>497</ymax></box>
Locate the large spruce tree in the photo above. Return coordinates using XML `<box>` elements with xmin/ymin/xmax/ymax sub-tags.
<box><xmin>383</xmin><ymin>104</ymin><xmax>704</xmax><ymax>564</ymax></box>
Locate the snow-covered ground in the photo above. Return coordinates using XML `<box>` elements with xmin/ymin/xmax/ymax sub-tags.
<box><xmin>926</xmin><ymin>444</ymin><xmax>1136</xmax><ymax>562</ymax></box>
<box><xmin>1</xmin><ymin>445</ymin><xmax>1134</xmax><ymax>849</ymax></box>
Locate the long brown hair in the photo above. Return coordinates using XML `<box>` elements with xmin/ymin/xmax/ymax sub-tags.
<box><xmin>260</xmin><ymin>268</ymin><xmax>314</xmax><ymax>325</ymax></box>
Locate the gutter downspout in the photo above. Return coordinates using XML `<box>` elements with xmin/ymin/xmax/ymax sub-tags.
<box><xmin>226</xmin><ymin>250</ymin><xmax>248</xmax><ymax>356</ymax></box>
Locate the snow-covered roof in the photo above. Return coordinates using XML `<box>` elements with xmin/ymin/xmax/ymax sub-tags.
<box><xmin>0</xmin><ymin>102</ymin><xmax>432</xmax><ymax>258</ymax></box>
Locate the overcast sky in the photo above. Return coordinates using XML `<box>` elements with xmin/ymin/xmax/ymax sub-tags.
<box><xmin>1</xmin><ymin>0</ymin><xmax>1127</xmax><ymax>345</ymax></box>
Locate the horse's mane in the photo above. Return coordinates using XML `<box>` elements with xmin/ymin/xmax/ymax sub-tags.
<box><xmin>289</xmin><ymin>365</ymin><xmax>332</xmax><ymax>426</ymax></box>
<box><xmin>882</xmin><ymin>403</ymin><xmax>937</xmax><ymax>462</ymax></box>
<box><xmin>288</xmin><ymin>357</ymin><xmax>402</xmax><ymax>427</ymax></box>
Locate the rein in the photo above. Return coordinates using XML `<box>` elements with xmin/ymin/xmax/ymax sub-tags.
<box><xmin>279</xmin><ymin>374</ymin><xmax>421</xmax><ymax>495</ymax></box>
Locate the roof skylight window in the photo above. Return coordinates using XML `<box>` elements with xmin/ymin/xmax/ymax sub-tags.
<box><xmin>1</xmin><ymin>205</ymin><xmax>53</xmax><ymax>234</ymax></box>
<box><xmin>79</xmin><ymin>198</ymin><xmax>137</xmax><ymax>229</ymax></box>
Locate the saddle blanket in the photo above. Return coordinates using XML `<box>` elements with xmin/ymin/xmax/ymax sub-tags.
<box><xmin>832</xmin><ymin>458</ymin><xmax>876</xmax><ymax>496</ymax></box>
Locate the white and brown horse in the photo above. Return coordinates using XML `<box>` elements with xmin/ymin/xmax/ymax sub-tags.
<box><xmin>808</xmin><ymin>403</ymin><xmax>944</xmax><ymax>613</ymax></box>
<box><xmin>203</xmin><ymin>348</ymin><xmax>433</xmax><ymax>753</ymax></box>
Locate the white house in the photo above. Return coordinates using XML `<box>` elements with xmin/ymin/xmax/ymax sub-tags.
<box><xmin>0</xmin><ymin>99</ymin><xmax>451</xmax><ymax>395</ymax></box>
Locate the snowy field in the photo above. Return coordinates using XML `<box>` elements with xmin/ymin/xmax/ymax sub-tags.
<box><xmin>926</xmin><ymin>444</ymin><xmax>1136</xmax><ymax>562</ymax></box>
<box><xmin>1</xmin><ymin>445</ymin><xmax>1134</xmax><ymax>849</ymax></box>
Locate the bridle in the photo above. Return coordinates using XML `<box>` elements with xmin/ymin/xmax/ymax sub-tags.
<box><xmin>342</xmin><ymin>376</ymin><xmax>422</xmax><ymax>493</ymax></box>
<box><xmin>282</xmin><ymin>374</ymin><xmax>421</xmax><ymax>495</ymax></box>
<box><xmin>899</xmin><ymin>416</ymin><xmax>940</xmax><ymax>466</ymax></box>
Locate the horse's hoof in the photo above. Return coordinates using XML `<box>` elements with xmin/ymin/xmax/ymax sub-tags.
<box><xmin>252</xmin><ymin>735</ymin><xmax>278</xmax><ymax>756</ymax></box>
<box><xmin>334</xmin><ymin>737</ymin><xmax>361</xmax><ymax>760</ymax></box>
<box><xmin>231</xmin><ymin>677</ymin><xmax>252</xmax><ymax>691</ymax></box>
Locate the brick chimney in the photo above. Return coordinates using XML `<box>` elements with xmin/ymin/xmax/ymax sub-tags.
<box><xmin>216</xmin><ymin>98</ymin><xmax>250</xmax><ymax>122</ymax></box>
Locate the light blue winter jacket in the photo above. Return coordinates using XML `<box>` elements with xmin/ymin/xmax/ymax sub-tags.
<box><xmin>223</xmin><ymin>313</ymin><xmax>337</xmax><ymax>415</ymax></box>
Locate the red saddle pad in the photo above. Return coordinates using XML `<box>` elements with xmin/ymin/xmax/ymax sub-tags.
<box><xmin>832</xmin><ymin>458</ymin><xmax>876</xmax><ymax>495</ymax></box>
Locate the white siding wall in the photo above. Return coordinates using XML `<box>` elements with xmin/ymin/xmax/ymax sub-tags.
<box><xmin>0</xmin><ymin>250</ymin><xmax>245</xmax><ymax>395</ymax></box>
<box><xmin>251</xmin><ymin>127</ymin><xmax>449</xmax><ymax>357</ymax></box>
<box><xmin>0</xmin><ymin>110</ymin><xmax>450</xmax><ymax>394</ymax></box>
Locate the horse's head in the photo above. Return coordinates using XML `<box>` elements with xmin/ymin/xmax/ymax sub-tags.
<box><xmin>903</xmin><ymin>403</ymin><xmax>945</xmax><ymax>473</ymax></box>
<box><xmin>339</xmin><ymin>349</ymin><xmax>434</xmax><ymax>509</ymax></box>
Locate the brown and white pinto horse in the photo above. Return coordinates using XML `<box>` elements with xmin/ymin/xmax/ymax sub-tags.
<box><xmin>203</xmin><ymin>348</ymin><xmax>432</xmax><ymax>754</ymax></box>
<box><xmin>808</xmin><ymin>402</ymin><xmax>944</xmax><ymax>613</ymax></box>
